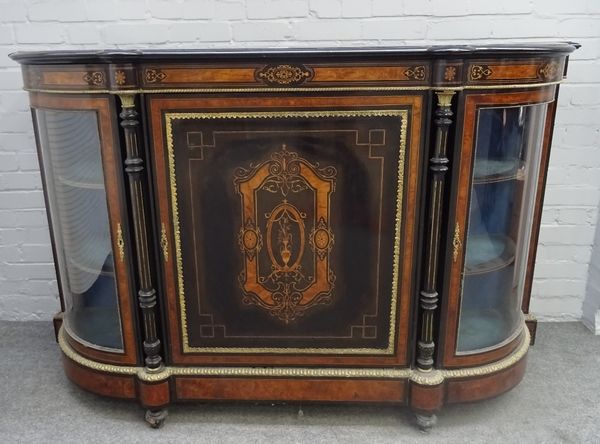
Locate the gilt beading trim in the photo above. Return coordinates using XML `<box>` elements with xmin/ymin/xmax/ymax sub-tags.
<box><xmin>164</xmin><ymin>109</ymin><xmax>407</xmax><ymax>355</ymax></box>
<box><xmin>23</xmin><ymin>80</ymin><xmax>562</xmax><ymax>96</ymax></box>
<box><xmin>58</xmin><ymin>323</ymin><xmax>530</xmax><ymax>384</ymax></box>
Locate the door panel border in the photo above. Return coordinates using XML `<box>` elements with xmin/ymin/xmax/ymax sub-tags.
<box><xmin>148</xmin><ymin>93</ymin><xmax>424</xmax><ymax>367</ymax></box>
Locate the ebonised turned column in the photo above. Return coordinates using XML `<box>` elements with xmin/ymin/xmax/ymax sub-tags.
<box><xmin>416</xmin><ymin>90</ymin><xmax>455</xmax><ymax>372</ymax></box>
<box><xmin>118</xmin><ymin>93</ymin><xmax>163</xmax><ymax>371</ymax></box>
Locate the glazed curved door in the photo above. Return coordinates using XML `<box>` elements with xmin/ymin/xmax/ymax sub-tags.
<box><xmin>443</xmin><ymin>87</ymin><xmax>554</xmax><ymax>367</ymax></box>
<box><xmin>31</xmin><ymin>93</ymin><xmax>138</xmax><ymax>365</ymax></box>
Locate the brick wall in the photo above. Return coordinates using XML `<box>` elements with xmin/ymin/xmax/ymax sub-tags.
<box><xmin>0</xmin><ymin>0</ymin><xmax>599</xmax><ymax>323</ymax></box>
<box><xmin>583</xmin><ymin>209</ymin><xmax>600</xmax><ymax>333</ymax></box>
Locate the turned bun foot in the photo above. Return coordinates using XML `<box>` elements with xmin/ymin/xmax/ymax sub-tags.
<box><xmin>415</xmin><ymin>412</ymin><xmax>437</xmax><ymax>431</ymax></box>
<box><xmin>145</xmin><ymin>409</ymin><xmax>168</xmax><ymax>429</ymax></box>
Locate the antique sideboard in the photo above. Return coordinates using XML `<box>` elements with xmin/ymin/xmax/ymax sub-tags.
<box><xmin>10</xmin><ymin>43</ymin><xmax>578</xmax><ymax>429</ymax></box>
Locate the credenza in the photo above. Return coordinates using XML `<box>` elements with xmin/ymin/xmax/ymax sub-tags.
<box><xmin>10</xmin><ymin>42</ymin><xmax>578</xmax><ymax>429</ymax></box>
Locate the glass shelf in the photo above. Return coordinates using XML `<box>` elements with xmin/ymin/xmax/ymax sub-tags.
<box><xmin>56</xmin><ymin>159</ymin><xmax>105</xmax><ymax>190</ymax></box>
<box><xmin>68</xmin><ymin>253</ymin><xmax>115</xmax><ymax>279</ymax></box>
<box><xmin>473</xmin><ymin>159</ymin><xmax>520</xmax><ymax>184</ymax></box>
<box><xmin>465</xmin><ymin>234</ymin><xmax>515</xmax><ymax>275</ymax></box>
<box><xmin>69</xmin><ymin>307</ymin><xmax>122</xmax><ymax>350</ymax></box>
<box><xmin>58</xmin><ymin>175</ymin><xmax>105</xmax><ymax>190</ymax></box>
<box><xmin>457</xmin><ymin>309</ymin><xmax>510</xmax><ymax>351</ymax></box>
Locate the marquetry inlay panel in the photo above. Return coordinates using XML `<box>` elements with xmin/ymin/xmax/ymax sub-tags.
<box><xmin>162</xmin><ymin>108</ymin><xmax>410</xmax><ymax>356</ymax></box>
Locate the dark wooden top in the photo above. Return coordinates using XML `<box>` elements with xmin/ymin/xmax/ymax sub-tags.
<box><xmin>10</xmin><ymin>42</ymin><xmax>579</xmax><ymax>65</ymax></box>
<box><xmin>12</xmin><ymin>42</ymin><xmax>579</xmax><ymax>92</ymax></box>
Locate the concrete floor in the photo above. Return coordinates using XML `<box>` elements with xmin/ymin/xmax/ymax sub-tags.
<box><xmin>0</xmin><ymin>322</ymin><xmax>598</xmax><ymax>443</ymax></box>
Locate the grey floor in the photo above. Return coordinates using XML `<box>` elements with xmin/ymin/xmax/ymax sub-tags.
<box><xmin>0</xmin><ymin>322</ymin><xmax>599</xmax><ymax>443</ymax></box>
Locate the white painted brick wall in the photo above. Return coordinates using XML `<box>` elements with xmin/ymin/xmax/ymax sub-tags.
<box><xmin>0</xmin><ymin>0</ymin><xmax>599</xmax><ymax>323</ymax></box>
<box><xmin>583</xmin><ymin>209</ymin><xmax>600</xmax><ymax>333</ymax></box>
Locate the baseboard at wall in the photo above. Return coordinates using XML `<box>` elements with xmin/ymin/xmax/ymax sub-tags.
<box><xmin>581</xmin><ymin>312</ymin><xmax>600</xmax><ymax>335</ymax></box>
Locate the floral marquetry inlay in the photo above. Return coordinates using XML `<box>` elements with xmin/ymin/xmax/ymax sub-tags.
<box><xmin>444</xmin><ymin>66</ymin><xmax>457</xmax><ymax>81</ymax></box>
<box><xmin>469</xmin><ymin>65</ymin><xmax>493</xmax><ymax>81</ymax></box>
<box><xmin>404</xmin><ymin>65</ymin><xmax>426</xmax><ymax>80</ymax></box>
<box><xmin>538</xmin><ymin>61</ymin><xmax>560</xmax><ymax>80</ymax></box>
<box><xmin>114</xmin><ymin>70</ymin><xmax>127</xmax><ymax>85</ymax></box>
<box><xmin>83</xmin><ymin>71</ymin><xmax>105</xmax><ymax>86</ymax></box>
<box><xmin>310</xmin><ymin>217</ymin><xmax>334</xmax><ymax>260</ymax></box>
<box><xmin>255</xmin><ymin>64</ymin><xmax>314</xmax><ymax>86</ymax></box>
<box><xmin>145</xmin><ymin>68</ymin><xmax>167</xmax><ymax>83</ymax></box>
<box><xmin>234</xmin><ymin>145</ymin><xmax>337</xmax><ymax>323</ymax></box>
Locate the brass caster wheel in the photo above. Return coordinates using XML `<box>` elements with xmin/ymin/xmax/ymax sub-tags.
<box><xmin>145</xmin><ymin>409</ymin><xmax>168</xmax><ymax>429</ymax></box>
<box><xmin>415</xmin><ymin>412</ymin><xmax>437</xmax><ymax>432</ymax></box>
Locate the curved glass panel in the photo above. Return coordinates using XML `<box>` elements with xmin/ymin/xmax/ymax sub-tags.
<box><xmin>457</xmin><ymin>104</ymin><xmax>548</xmax><ymax>353</ymax></box>
<box><xmin>35</xmin><ymin>109</ymin><xmax>123</xmax><ymax>350</ymax></box>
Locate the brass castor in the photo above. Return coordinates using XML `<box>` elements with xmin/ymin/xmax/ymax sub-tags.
<box><xmin>415</xmin><ymin>412</ymin><xmax>437</xmax><ymax>431</ymax></box>
<box><xmin>145</xmin><ymin>409</ymin><xmax>168</xmax><ymax>429</ymax></box>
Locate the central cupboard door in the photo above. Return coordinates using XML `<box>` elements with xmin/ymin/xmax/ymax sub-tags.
<box><xmin>149</xmin><ymin>94</ymin><xmax>424</xmax><ymax>366</ymax></box>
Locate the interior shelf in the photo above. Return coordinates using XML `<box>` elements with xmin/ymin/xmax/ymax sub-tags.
<box><xmin>56</xmin><ymin>160</ymin><xmax>105</xmax><ymax>190</ymax></box>
<box><xmin>58</xmin><ymin>174</ymin><xmax>105</xmax><ymax>190</ymax></box>
<box><xmin>67</xmin><ymin>253</ymin><xmax>115</xmax><ymax>279</ymax></box>
<box><xmin>68</xmin><ymin>306</ymin><xmax>122</xmax><ymax>350</ymax></box>
<box><xmin>457</xmin><ymin>309</ymin><xmax>510</xmax><ymax>351</ymax></box>
<box><xmin>465</xmin><ymin>234</ymin><xmax>515</xmax><ymax>275</ymax></box>
<box><xmin>473</xmin><ymin>159</ymin><xmax>521</xmax><ymax>184</ymax></box>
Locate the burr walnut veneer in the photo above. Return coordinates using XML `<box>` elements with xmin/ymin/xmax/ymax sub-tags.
<box><xmin>11</xmin><ymin>43</ymin><xmax>578</xmax><ymax>429</ymax></box>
